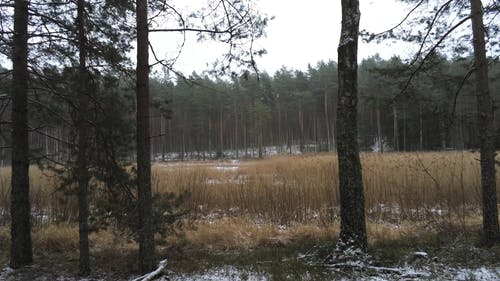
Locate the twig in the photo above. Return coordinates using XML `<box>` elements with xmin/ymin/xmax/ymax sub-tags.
<box><xmin>370</xmin><ymin>0</ymin><xmax>425</xmax><ymax>38</ymax></box>
<box><xmin>394</xmin><ymin>15</ymin><xmax>472</xmax><ymax>100</ymax></box>
<box><xmin>450</xmin><ymin>66</ymin><xmax>474</xmax><ymax>120</ymax></box>
<box><xmin>132</xmin><ymin>259</ymin><xmax>168</xmax><ymax>281</ymax></box>
<box><xmin>409</xmin><ymin>0</ymin><xmax>454</xmax><ymax>67</ymax></box>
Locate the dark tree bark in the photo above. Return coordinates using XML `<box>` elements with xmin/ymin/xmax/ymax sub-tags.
<box><xmin>376</xmin><ymin>99</ymin><xmax>382</xmax><ymax>152</ymax></box>
<box><xmin>217</xmin><ymin>103</ymin><xmax>223</xmax><ymax>158</ymax></box>
<box><xmin>136</xmin><ymin>0</ymin><xmax>155</xmax><ymax>273</ymax></box>
<box><xmin>393</xmin><ymin>102</ymin><xmax>399</xmax><ymax>151</ymax></box>
<box><xmin>470</xmin><ymin>0</ymin><xmax>500</xmax><ymax>245</ymax></box>
<box><xmin>77</xmin><ymin>0</ymin><xmax>90</xmax><ymax>275</ymax></box>
<box><xmin>419</xmin><ymin>103</ymin><xmax>423</xmax><ymax>150</ymax></box>
<box><xmin>335</xmin><ymin>0</ymin><xmax>367</xmax><ymax>251</ymax></box>
<box><xmin>324</xmin><ymin>85</ymin><xmax>331</xmax><ymax>151</ymax></box>
<box><xmin>10</xmin><ymin>0</ymin><xmax>33</xmax><ymax>268</ymax></box>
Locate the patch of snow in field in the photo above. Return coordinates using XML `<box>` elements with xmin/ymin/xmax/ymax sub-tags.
<box><xmin>412</xmin><ymin>252</ymin><xmax>428</xmax><ymax>258</ymax></box>
<box><xmin>452</xmin><ymin>267</ymin><xmax>500</xmax><ymax>281</ymax></box>
<box><xmin>160</xmin><ymin>265</ymin><xmax>500</xmax><ymax>281</ymax></box>
<box><xmin>213</xmin><ymin>166</ymin><xmax>239</xmax><ymax>172</ymax></box>
<box><xmin>152</xmin><ymin>144</ymin><xmax>312</xmax><ymax>161</ymax></box>
<box><xmin>163</xmin><ymin>266</ymin><xmax>267</xmax><ymax>281</ymax></box>
<box><xmin>0</xmin><ymin>267</ymin><xmax>14</xmax><ymax>280</ymax></box>
<box><xmin>206</xmin><ymin>175</ymin><xmax>248</xmax><ymax>185</ymax></box>
<box><xmin>0</xmin><ymin>207</ymin><xmax>7</xmax><ymax>224</ymax></box>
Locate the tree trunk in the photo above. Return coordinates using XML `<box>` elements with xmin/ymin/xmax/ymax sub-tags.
<box><xmin>208</xmin><ymin>117</ymin><xmax>212</xmax><ymax>158</ymax></box>
<box><xmin>393</xmin><ymin>102</ymin><xmax>399</xmax><ymax>151</ymax></box>
<box><xmin>10</xmin><ymin>0</ymin><xmax>32</xmax><ymax>269</ymax></box>
<box><xmin>403</xmin><ymin>107</ymin><xmax>407</xmax><ymax>151</ymax></box>
<box><xmin>278</xmin><ymin>102</ymin><xmax>282</xmax><ymax>148</ymax></box>
<box><xmin>419</xmin><ymin>103</ymin><xmax>423</xmax><ymax>150</ymax></box>
<box><xmin>335</xmin><ymin>0</ymin><xmax>367</xmax><ymax>251</ymax></box>
<box><xmin>376</xmin><ymin>103</ymin><xmax>382</xmax><ymax>153</ymax></box>
<box><xmin>77</xmin><ymin>0</ymin><xmax>90</xmax><ymax>275</ymax></box>
<box><xmin>470</xmin><ymin>0</ymin><xmax>499</xmax><ymax>245</ymax></box>
<box><xmin>161</xmin><ymin>116</ymin><xmax>166</xmax><ymax>161</ymax></box>
<box><xmin>324</xmin><ymin>86</ymin><xmax>330</xmax><ymax>151</ymax></box>
<box><xmin>234</xmin><ymin>106</ymin><xmax>239</xmax><ymax>158</ymax></box>
<box><xmin>136</xmin><ymin>0</ymin><xmax>155</xmax><ymax>272</ymax></box>
<box><xmin>258</xmin><ymin>127</ymin><xmax>263</xmax><ymax>158</ymax></box>
<box><xmin>243</xmin><ymin>123</ymin><xmax>248</xmax><ymax>157</ymax></box>
<box><xmin>299</xmin><ymin>103</ymin><xmax>304</xmax><ymax>153</ymax></box>
<box><xmin>440</xmin><ymin>118</ymin><xmax>446</xmax><ymax>150</ymax></box>
<box><xmin>217</xmin><ymin>104</ymin><xmax>223</xmax><ymax>158</ymax></box>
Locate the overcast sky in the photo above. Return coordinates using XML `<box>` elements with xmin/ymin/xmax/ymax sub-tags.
<box><xmin>150</xmin><ymin>0</ymin><xmax>417</xmax><ymax>76</ymax></box>
<box><xmin>0</xmin><ymin>0</ymin><xmax>420</xmax><ymax>74</ymax></box>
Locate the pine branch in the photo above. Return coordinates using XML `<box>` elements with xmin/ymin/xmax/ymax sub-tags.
<box><xmin>149</xmin><ymin>26</ymin><xmax>233</xmax><ymax>34</ymax></box>
<box><xmin>30</xmin><ymin>152</ymin><xmax>66</xmax><ymax>166</ymax></box>
<box><xmin>409</xmin><ymin>0</ymin><xmax>454</xmax><ymax>67</ymax></box>
<box><xmin>29</xmin><ymin>126</ymin><xmax>74</xmax><ymax>147</ymax></box>
<box><xmin>394</xmin><ymin>15</ymin><xmax>472</xmax><ymax>100</ymax></box>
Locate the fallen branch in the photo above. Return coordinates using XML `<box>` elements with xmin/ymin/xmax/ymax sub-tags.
<box><xmin>328</xmin><ymin>262</ymin><xmax>403</xmax><ymax>274</ymax></box>
<box><xmin>325</xmin><ymin>262</ymin><xmax>430</xmax><ymax>278</ymax></box>
<box><xmin>132</xmin><ymin>259</ymin><xmax>168</xmax><ymax>281</ymax></box>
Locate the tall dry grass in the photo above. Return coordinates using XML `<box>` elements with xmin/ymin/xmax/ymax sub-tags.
<box><xmin>0</xmin><ymin>167</ymin><xmax>78</xmax><ymax>226</ymax></box>
<box><xmin>153</xmin><ymin>151</ymin><xmax>495</xmax><ymax>224</ymax></box>
<box><xmin>0</xmin><ymin>151</ymin><xmax>496</xmax><ymax>226</ymax></box>
<box><xmin>0</xmin><ymin>152</ymin><xmax>496</xmax><ymax>258</ymax></box>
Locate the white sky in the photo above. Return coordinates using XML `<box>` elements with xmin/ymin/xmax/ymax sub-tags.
<box><xmin>150</xmin><ymin>0</ymin><xmax>418</xmax><ymax>76</ymax></box>
<box><xmin>0</xmin><ymin>0</ymin><xmax>419</xmax><ymax>74</ymax></box>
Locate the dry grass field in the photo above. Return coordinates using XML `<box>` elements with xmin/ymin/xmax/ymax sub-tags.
<box><xmin>0</xmin><ymin>151</ymin><xmax>498</xmax><ymax>256</ymax></box>
<box><xmin>153</xmin><ymin>151</ymin><xmax>493</xmax><ymax>224</ymax></box>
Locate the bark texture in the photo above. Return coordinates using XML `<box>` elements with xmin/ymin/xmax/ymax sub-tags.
<box><xmin>335</xmin><ymin>0</ymin><xmax>367</xmax><ymax>250</ymax></box>
<box><xmin>77</xmin><ymin>0</ymin><xmax>90</xmax><ymax>275</ymax></box>
<box><xmin>136</xmin><ymin>0</ymin><xmax>155</xmax><ymax>273</ymax></box>
<box><xmin>470</xmin><ymin>0</ymin><xmax>500</xmax><ymax>245</ymax></box>
<box><xmin>10</xmin><ymin>0</ymin><xmax>32</xmax><ymax>268</ymax></box>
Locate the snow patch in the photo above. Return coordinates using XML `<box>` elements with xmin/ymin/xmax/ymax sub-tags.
<box><xmin>0</xmin><ymin>267</ymin><xmax>14</xmax><ymax>280</ymax></box>
<box><xmin>165</xmin><ymin>266</ymin><xmax>266</xmax><ymax>281</ymax></box>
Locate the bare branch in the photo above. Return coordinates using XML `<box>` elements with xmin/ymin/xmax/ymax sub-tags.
<box><xmin>30</xmin><ymin>152</ymin><xmax>66</xmax><ymax>166</ymax></box>
<box><xmin>29</xmin><ymin>126</ymin><xmax>74</xmax><ymax>147</ymax></box>
<box><xmin>394</xmin><ymin>15</ymin><xmax>472</xmax><ymax>100</ymax></box>
<box><xmin>149</xmin><ymin>27</ymin><xmax>233</xmax><ymax>34</ymax></box>
<box><xmin>369</xmin><ymin>0</ymin><xmax>425</xmax><ymax>38</ymax></box>
<box><xmin>409</xmin><ymin>0</ymin><xmax>454</xmax><ymax>67</ymax></box>
<box><xmin>451</xmin><ymin>66</ymin><xmax>474</xmax><ymax>120</ymax></box>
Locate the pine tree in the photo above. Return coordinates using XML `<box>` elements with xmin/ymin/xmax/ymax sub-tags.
<box><xmin>10</xmin><ymin>0</ymin><xmax>32</xmax><ymax>268</ymax></box>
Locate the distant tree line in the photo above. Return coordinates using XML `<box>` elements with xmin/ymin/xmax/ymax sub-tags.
<box><xmin>1</xmin><ymin>54</ymin><xmax>499</xmax><ymax>164</ymax></box>
<box><xmin>159</xmin><ymin>55</ymin><xmax>499</xmax><ymax>159</ymax></box>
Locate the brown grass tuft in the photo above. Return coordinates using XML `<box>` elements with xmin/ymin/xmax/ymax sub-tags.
<box><xmin>32</xmin><ymin>224</ymin><xmax>79</xmax><ymax>253</ymax></box>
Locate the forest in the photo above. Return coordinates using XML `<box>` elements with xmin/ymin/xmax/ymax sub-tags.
<box><xmin>1</xmin><ymin>0</ymin><xmax>500</xmax><ymax>280</ymax></box>
<box><xmin>3</xmin><ymin>55</ymin><xmax>498</xmax><ymax>165</ymax></box>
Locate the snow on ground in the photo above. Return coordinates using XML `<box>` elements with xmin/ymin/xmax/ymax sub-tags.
<box><xmin>160</xmin><ymin>265</ymin><xmax>500</xmax><ymax>281</ymax></box>
<box><xmin>0</xmin><ymin>267</ymin><xmax>14</xmax><ymax>280</ymax></box>
<box><xmin>163</xmin><ymin>266</ymin><xmax>267</xmax><ymax>281</ymax></box>
<box><xmin>1</xmin><ymin>264</ymin><xmax>499</xmax><ymax>280</ymax></box>
<box><xmin>152</xmin><ymin>144</ymin><xmax>309</xmax><ymax>162</ymax></box>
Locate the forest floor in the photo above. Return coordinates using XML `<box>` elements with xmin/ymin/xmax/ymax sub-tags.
<box><xmin>1</xmin><ymin>224</ymin><xmax>500</xmax><ymax>280</ymax></box>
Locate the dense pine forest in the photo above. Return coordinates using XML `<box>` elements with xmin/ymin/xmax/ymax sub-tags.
<box><xmin>1</xmin><ymin>55</ymin><xmax>499</xmax><ymax>164</ymax></box>
<box><xmin>1</xmin><ymin>0</ymin><xmax>500</xmax><ymax>280</ymax></box>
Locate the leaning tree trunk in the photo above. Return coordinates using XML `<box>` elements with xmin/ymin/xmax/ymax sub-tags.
<box><xmin>10</xmin><ymin>0</ymin><xmax>33</xmax><ymax>269</ymax></box>
<box><xmin>136</xmin><ymin>0</ymin><xmax>155</xmax><ymax>273</ymax></box>
<box><xmin>77</xmin><ymin>0</ymin><xmax>90</xmax><ymax>275</ymax></box>
<box><xmin>335</xmin><ymin>0</ymin><xmax>367</xmax><ymax>251</ymax></box>
<box><xmin>470</xmin><ymin>0</ymin><xmax>499</xmax><ymax>245</ymax></box>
